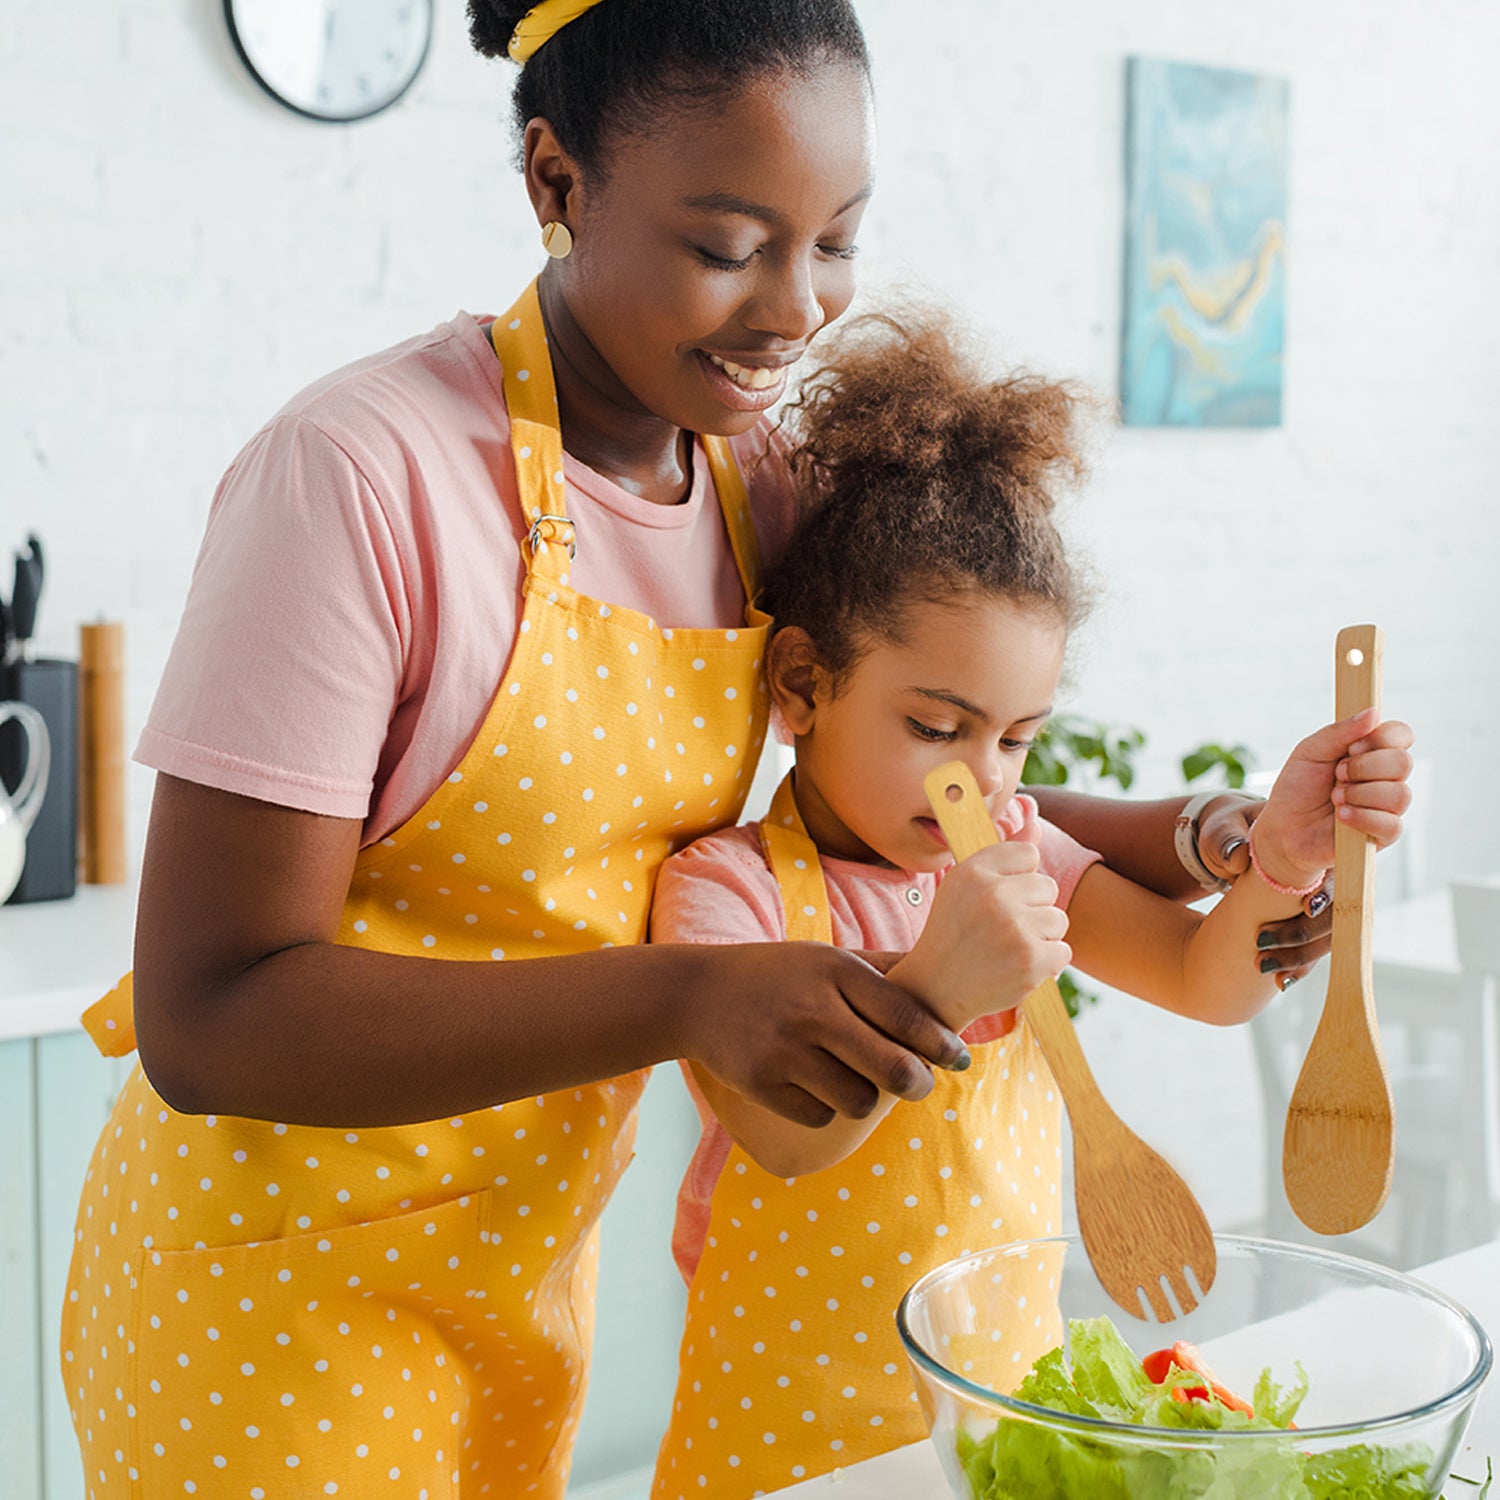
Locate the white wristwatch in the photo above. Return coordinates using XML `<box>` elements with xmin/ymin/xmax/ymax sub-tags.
<box><xmin>1173</xmin><ymin>790</ymin><xmax>1243</xmax><ymax>895</ymax></box>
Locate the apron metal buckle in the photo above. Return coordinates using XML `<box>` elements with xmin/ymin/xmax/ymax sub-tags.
<box><xmin>527</xmin><ymin>514</ymin><xmax>577</xmax><ymax>561</ymax></box>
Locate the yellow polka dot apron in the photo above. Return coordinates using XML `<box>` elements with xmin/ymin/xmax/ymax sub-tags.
<box><xmin>65</xmin><ymin>279</ymin><xmax>771</xmax><ymax>1500</ymax></box>
<box><xmin>651</xmin><ymin>775</ymin><xmax>1065</xmax><ymax>1500</ymax></box>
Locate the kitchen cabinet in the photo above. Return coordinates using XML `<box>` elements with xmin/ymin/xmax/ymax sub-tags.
<box><xmin>1</xmin><ymin>882</ymin><xmax>138</xmax><ymax>1500</ymax></box>
<box><xmin>0</xmin><ymin>1032</ymin><xmax>130</xmax><ymax>1500</ymax></box>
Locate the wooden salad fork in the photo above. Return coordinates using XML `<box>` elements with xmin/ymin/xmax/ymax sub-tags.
<box><xmin>1282</xmin><ymin>624</ymin><xmax>1395</xmax><ymax>1234</ymax></box>
<box><xmin>924</xmin><ymin>762</ymin><xmax>1217</xmax><ymax>1323</ymax></box>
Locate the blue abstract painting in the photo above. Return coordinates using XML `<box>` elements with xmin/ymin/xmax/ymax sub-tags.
<box><xmin>1121</xmin><ymin>58</ymin><xmax>1289</xmax><ymax>427</ymax></box>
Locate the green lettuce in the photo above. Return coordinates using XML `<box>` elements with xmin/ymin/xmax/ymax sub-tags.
<box><xmin>955</xmin><ymin>1315</ymin><xmax>1436</xmax><ymax>1500</ymax></box>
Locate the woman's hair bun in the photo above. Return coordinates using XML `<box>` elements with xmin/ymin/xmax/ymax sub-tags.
<box><xmin>467</xmin><ymin>2</ymin><xmax>534</xmax><ymax>60</ymax></box>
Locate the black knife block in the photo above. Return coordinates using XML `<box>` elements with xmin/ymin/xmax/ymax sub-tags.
<box><xmin>1</xmin><ymin>657</ymin><xmax>78</xmax><ymax>903</ymax></box>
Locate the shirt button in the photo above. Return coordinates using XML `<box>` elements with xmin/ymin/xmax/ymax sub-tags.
<box><xmin>905</xmin><ymin>887</ymin><xmax>924</xmax><ymax>907</ymax></box>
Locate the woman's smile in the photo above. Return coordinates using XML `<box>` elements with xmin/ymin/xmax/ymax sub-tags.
<box><xmin>697</xmin><ymin>350</ymin><xmax>794</xmax><ymax>409</ymax></box>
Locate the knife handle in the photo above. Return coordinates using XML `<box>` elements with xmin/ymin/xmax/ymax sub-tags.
<box><xmin>11</xmin><ymin>548</ymin><xmax>40</xmax><ymax>647</ymax></box>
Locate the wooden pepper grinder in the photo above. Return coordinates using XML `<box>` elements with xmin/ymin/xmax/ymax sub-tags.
<box><xmin>78</xmin><ymin>620</ymin><xmax>126</xmax><ymax>884</ymax></box>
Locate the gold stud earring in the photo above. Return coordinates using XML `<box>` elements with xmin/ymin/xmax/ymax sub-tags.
<box><xmin>541</xmin><ymin>221</ymin><xmax>573</xmax><ymax>260</ymax></box>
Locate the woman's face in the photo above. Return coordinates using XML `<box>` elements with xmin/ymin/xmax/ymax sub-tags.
<box><xmin>546</xmin><ymin>61</ymin><xmax>875</xmax><ymax>437</ymax></box>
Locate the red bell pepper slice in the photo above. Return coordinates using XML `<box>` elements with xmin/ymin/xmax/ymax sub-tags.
<box><xmin>1141</xmin><ymin>1340</ymin><xmax>1256</xmax><ymax>1416</ymax></box>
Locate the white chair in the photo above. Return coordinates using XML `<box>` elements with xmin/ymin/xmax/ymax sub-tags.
<box><xmin>1250</xmin><ymin>877</ymin><xmax>1500</xmax><ymax>1267</ymax></box>
<box><xmin>1450</xmin><ymin>876</ymin><xmax>1500</xmax><ymax>1228</ymax></box>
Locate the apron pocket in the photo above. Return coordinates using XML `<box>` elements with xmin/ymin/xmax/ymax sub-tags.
<box><xmin>129</xmin><ymin>1189</ymin><xmax>492</xmax><ymax>1499</ymax></box>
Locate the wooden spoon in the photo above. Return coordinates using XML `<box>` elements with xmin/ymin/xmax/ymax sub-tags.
<box><xmin>924</xmin><ymin>762</ymin><xmax>1217</xmax><ymax>1322</ymax></box>
<box><xmin>1282</xmin><ymin>623</ymin><xmax>1395</xmax><ymax>1234</ymax></box>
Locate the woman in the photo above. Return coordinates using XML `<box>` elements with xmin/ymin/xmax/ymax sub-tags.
<box><xmin>61</xmin><ymin>3</ymin><xmax>1326</xmax><ymax>1496</ymax></box>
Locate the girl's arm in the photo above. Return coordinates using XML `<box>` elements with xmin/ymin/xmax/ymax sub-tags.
<box><xmin>1026</xmin><ymin>787</ymin><xmax>1215</xmax><ymax>901</ymax></box>
<box><xmin>131</xmin><ymin>775</ymin><xmax>968</xmax><ymax>1128</ymax></box>
<box><xmin>1029</xmin><ymin>785</ymin><xmax>1336</xmax><ymax>982</ymax></box>
<box><xmin>1065</xmin><ymin>712</ymin><xmax>1412</xmax><ymax>1023</ymax></box>
<box><xmin>687</xmin><ymin>1054</ymin><xmax>899</xmax><ymax>1180</ymax></box>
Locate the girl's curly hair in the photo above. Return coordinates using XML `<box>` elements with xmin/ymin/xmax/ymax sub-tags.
<box><xmin>762</xmin><ymin>308</ymin><xmax>1094</xmax><ymax>686</ymax></box>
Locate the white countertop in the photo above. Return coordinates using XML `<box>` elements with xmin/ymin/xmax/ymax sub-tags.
<box><xmin>0</xmin><ymin>874</ymin><xmax>137</xmax><ymax>1043</ymax></box>
<box><xmin>768</xmin><ymin>1237</ymin><xmax>1500</xmax><ymax>1496</ymax></box>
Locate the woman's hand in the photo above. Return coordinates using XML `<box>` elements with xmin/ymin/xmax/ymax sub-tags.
<box><xmin>682</xmin><ymin>942</ymin><xmax>972</xmax><ymax>1130</ymax></box>
<box><xmin>886</xmin><ymin>842</ymin><xmax>1071</xmax><ymax>1033</ymax></box>
<box><xmin>1196</xmin><ymin>792</ymin><xmax>1334</xmax><ymax>986</ymax></box>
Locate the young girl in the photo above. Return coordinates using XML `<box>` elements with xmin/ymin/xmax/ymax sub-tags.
<box><xmin>648</xmin><ymin>310</ymin><xmax>1413</xmax><ymax>1498</ymax></box>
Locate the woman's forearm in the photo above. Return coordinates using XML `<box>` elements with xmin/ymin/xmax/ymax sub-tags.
<box><xmin>132</xmin><ymin>776</ymin><xmax>964</xmax><ymax>1132</ymax></box>
<box><xmin>137</xmin><ymin>935</ymin><xmax>962</xmax><ymax>1131</ymax></box>
<box><xmin>1028</xmin><ymin>787</ymin><xmax>1202</xmax><ymax>900</ymax></box>
<box><xmin>137</xmin><ymin>938</ymin><xmax>707</xmax><ymax>1125</ymax></box>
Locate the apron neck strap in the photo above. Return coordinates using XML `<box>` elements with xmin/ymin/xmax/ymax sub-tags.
<box><xmin>701</xmin><ymin>434</ymin><xmax>767</xmax><ymax>625</ymax></box>
<box><xmin>491</xmin><ymin>279</ymin><xmax>767</xmax><ymax>612</ymax></box>
<box><xmin>492</xmin><ymin>279</ymin><xmax>573</xmax><ymax>587</ymax></box>
<box><xmin>759</xmin><ymin>772</ymin><xmax>833</xmax><ymax>944</ymax></box>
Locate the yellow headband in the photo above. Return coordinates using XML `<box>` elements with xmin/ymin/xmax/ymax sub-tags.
<box><xmin>508</xmin><ymin>0</ymin><xmax>609</xmax><ymax>64</ymax></box>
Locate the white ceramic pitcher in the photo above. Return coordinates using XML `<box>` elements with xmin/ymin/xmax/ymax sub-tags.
<box><xmin>0</xmin><ymin>700</ymin><xmax>50</xmax><ymax>904</ymax></box>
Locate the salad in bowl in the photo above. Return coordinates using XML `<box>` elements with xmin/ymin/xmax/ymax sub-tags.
<box><xmin>897</xmin><ymin>1235</ymin><xmax>1491</xmax><ymax>1500</ymax></box>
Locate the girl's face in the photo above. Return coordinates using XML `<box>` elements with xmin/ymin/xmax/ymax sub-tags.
<box><xmin>777</xmin><ymin>594</ymin><xmax>1069</xmax><ymax>871</ymax></box>
<box><xmin>539</xmin><ymin>61</ymin><xmax>875</xmax><ymax>437</ymax></box>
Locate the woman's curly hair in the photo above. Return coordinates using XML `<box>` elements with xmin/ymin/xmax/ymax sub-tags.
<box><xmin>762</xmin><ymin>308</ymin><xmax>1095</xmax><ymax>686</ymax></box>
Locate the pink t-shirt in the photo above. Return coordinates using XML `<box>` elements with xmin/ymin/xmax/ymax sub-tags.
<box><xmin>137</xmin><ymin>313</ymin><xmax>798</xmax><ymax>843</ymax></box>
<box><xmin>650</xmin><ymin>792</ymin><xmax>1101</xmax><ymax>1283</ymax></box>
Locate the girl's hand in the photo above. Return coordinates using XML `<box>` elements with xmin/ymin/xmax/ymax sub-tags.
<box><xmin>887</xmin><ymin>842</ymin><xmax>1071</xmax><ymax>1033</ymax></box>
<box><xmin>1250</xmin><ymin>709</ymin><xmax>1415</xmax><ymax>890</ymax></box>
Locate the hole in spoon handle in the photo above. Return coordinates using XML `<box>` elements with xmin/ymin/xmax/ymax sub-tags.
<box><xmin>1335</xmin><ymin>624</ymin><xmax>1382</xmax><ymax>720</ymax></box>
<box><xmin>923</xmin><ymin>763</ymin><xmax>998</xmax><ymax>864</ymax></box>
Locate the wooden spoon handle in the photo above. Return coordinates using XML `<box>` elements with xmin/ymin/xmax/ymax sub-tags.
<box><xmin>922</xmin><ymin>763</ymin><xmax>1002</xmax><ymax>865</ymax></box>
<box><xmin>1330</xmin><ymin>624</ymin><xmax>1382</xmax><ymax>1004</ymax></box>
<box><xmin>922</xmin><ymin>763</ymin><xmax>1105</xmax><ymax>1117</ymax></box>
<box><xmin>1017</xmin><ymin>980</ymin><xmax>1109</xmax><ymax>1117</ymax></box>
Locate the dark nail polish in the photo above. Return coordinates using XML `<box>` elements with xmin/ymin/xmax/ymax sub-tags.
<box><xmin>1256</xmin><ymin>931</ymin><xmax>1275</xmax><ymax>950</ymax></box>
<box><xmin>951</xmin><ymin>1048</ymin><xmax>972</xmax><ymax>1072</ymax></box>
<box><xmin>1308</xmin><ymin>891</ymin><xmax>1331</xmax><ymax>918</ymax></box>
<box><xmin>1259</xmin><ymin>955</ymin><xmax>1280</xmax><ymax>974</ymax></box>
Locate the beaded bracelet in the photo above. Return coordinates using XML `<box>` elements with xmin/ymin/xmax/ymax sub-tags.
<box><xmin>1247</xmin><ymin>830</ymin><xmax>1327</xmax><ymax>899</ymax></box>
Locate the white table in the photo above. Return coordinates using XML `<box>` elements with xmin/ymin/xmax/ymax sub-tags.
<box><xmin>1374</xmin><ymin>886</ymin><xmax>1458</xmax><ymax>973</ymax></box>
<box><xmin>768</xmin><ymin>1237</ymin><xmax>1500</xmax><ymax>1496</ymax></box>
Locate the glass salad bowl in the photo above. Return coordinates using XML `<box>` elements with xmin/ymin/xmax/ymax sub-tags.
<box><xmin>896</xmin><ymin>1234</ymin><xmax>1491</xmax><ymax>1500</ymax></box>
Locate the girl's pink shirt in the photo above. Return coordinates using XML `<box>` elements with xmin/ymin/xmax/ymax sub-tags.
<box><xmin>137</xmin><ymin>313</ymin><xmax>797</xmax><ymax>844</ymax></box>
<box><xmin>650</xmin><ymin>793</ymin><xmax>1101</xmax><ymax>1284</ymax></box>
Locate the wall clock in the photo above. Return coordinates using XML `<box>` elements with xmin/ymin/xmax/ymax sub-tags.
<box><xmin>225</xmin><ymin>0</ymin><xmax>434</xmax><ymax>123</ymax></box>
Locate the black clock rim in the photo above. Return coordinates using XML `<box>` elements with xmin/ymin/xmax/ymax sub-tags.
<box><xmin>223</xmin><ymin>0</ymin><xmax>434</xmax><ymax>125</ymax></box>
